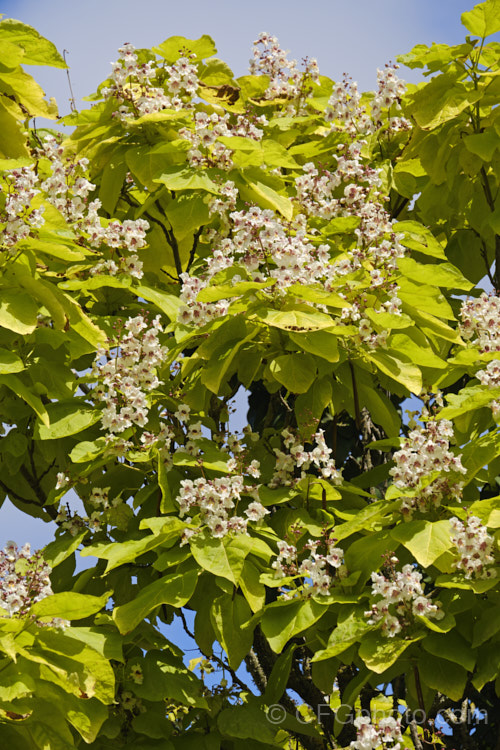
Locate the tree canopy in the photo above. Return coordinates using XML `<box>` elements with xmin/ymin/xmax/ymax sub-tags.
<box><xmin>1</xmin><ymin>1</ymin><xmax>500</xmax><ymax>748</ymax></box>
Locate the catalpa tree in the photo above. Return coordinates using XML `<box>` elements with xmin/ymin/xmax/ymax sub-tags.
<box><xmin>0</xmin><ymin>1</ymin><xmax>500</xmax><ymax>748</ymax></box>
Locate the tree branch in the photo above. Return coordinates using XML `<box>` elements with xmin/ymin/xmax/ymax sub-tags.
<box><xmin>391</xmin><ymin>195</ymin><xmax>409</xmax><ymax>220</ymax></box>
<box><xmin>186</xmin><ymin>227</ymin><xmax>203</xmax><ymax>273</ymax></box>
<box><xmin>348</xmin><ymin>361</ymin><xmax>361</xmax><ymax>431</ymax></box>
<box><xmin>121</xmin><ymin>194</ymin><xmax>183</xmax><ymax>278</ymax></box>
<box><xmin>177</xmin><ymin>609</ymin><xmax>250</xmax><ymax>693</ymax></box>
<box><xmin>409</xmin><ymin>719</ymin><xmax>424</xmax><ymax>750</ymax></box>
<box><xmin>244</xmin><ymin>647</ymin><xmax>268</xmax><ymax>693</ymax></box>
<box><xmin>251</xmin><ymin>628</ymin><xmax>336</xmax><ymax>748</ymax></box>
<box><xmin>479</xmin><ymin>166</ymin><xmax>500</xmax><ymax>290</ymax></box>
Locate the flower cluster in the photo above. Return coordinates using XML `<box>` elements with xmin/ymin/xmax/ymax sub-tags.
<box><xmin>350</xmin><ymin>715</ymin><xmax>403</xmax><ymax>750</ymax></box>
<box><xmin>40</xmin><ymin>135</ymin><xmax>149</xmax><ymax>278</ymax></box>
<box><xmin>326</xmin><ymin>65</ymin><xmax>410</xmax><ymax>136</ymax></box>
<box><xmin>460</xmin><ymin>292</ymin><xmax>500</xmax><ymax>353</ymax></box>
<box><xmin>249</xmin><ymin>32</ymin><xmax>319</xmax><ymax>109</ymax></box>
<box><xmin>179</xmin><ymin>111</ymin><xmax>234</xmax><ymax>169</ymax></box>
<box><xmin>85</xmin><ymin>486</ymin><xmax>117</xmax><ymax>532</ymax></box>
<box><xmin>178</xmin><ymin>272</ymin><xmax>230</xmax><ymax>327</ymax></box>
<box><xmin>180</xmin><ymin>204</ymin><xmax>338</xmax><ymax>326</ymax></box>
<box><xmin>86</xmin><ymin>213</ymin><xmax>149</xmax><ymax>279</ymax></box>
<box><xmin>207</xmin><ymin>179</ymin><xmax>239</xmax><ymax>220</ymax></box>
<box><xmin>372</xmin><ymin>65</ymin><xmax>410</xmax><ymax>130</ymax></box>
<box><xmin>120</xmin><ymin>690</ymin><xmax>144</xmax><ymax>714</ymax></box>
<box><xmin>0</xmin><ymin>166</ymin><xmax>44</xmax><ymax>250</ymax></box>
<box><xmin>325</xmin><ymin>74</ymin><xmax>372</xmax><ymax>136</ymax></box>
<box><xmin>56</xmin><ymin>484</ymin><xmax>129</xmax><ymax>535</ymax></box>
<box><xmin>103</xmin><ymin>43</ymin><xmax>198</xmax><ymax>119</ymax></box>
<box><xmin>177</xmin><ymin>87</ymin><xmax>407</xmax><ymax>339</ymax></box>
<box><xmin>179</xmin><ymin>111</ymin><xmax>268</xmax><ymax>170</ymax></box>
<box><xmin>271</xmin><ymin>428</ymin><xmax>342</xmax><ymax>487</ymax></box>
<box><xmin>40</xmin><ymin>135</ymin><xmax>94</xmax><ymax>223</ymax></box>
<box><xmin>295</xmin><ymin>149</ymin><xmax>406</xmax><ymax>273</ymax></box>
<box><xmin>129</xmin><ymin>663</ymin><xmax>144</xmax><ymax>684</ymax></box>
<box><xmin>140</xmin><ymin>421</ymin><xmax>175</xmax><ymax>458</ymax></box>
<box><xmin>476</xmin><ymin>359</ymin><xmax>500</xmax><ymax>416</ymax></box>
<box><xmin>88</xmin><ymin>486</ymin><xmax>111</xmax><ymax>509</ymax></box>
<box><xmin>228</xmin><ymin>207</ymin><xmax>333</xmax><ymax>287</ymax></box>
<box><xmin>0</xmin><ymin>541</ymin><xmax>65</xmax><ymax>626</ymax></box>
<box><xmin>92</xmin><ymin>314</ymin><xmax>167</xmax><ymax>434</ymax></box>
<box><xmin>450</xmin><ymin>516</ymin><xmax>496</xmax><ymax>579</ymax></box>
<box><xmin>0</xmin><ymin>135</ymin><xmax>149</xmax><ymax>281</ymax></box>
<box><xmin>272</xmin><ymin>537</ymin><xmax>344</xmax><ymax>596</ymax></box>
<box><xmin>339</xmin><ymin>297</ymin><xmax>398</xmax><ymax>349</ymax></box>
<box><xmin>295</xmin><ymin>145</ymin><xmax>380</xmax><ymax>218</ymax></box>
<box><xmin>178</xmin><ymin>205</ymin><xmax>343</xmax><ymax>327</ymax></box>
<box><xmin>389</xmin><ymin>419</ymin><xmax>467</xmax><ymax>516</ymax></box>
<box><xmin>56</xmin><ymin>504</ymin><xmax>94</xmax><ymax>535</ymax></box>
<box><xmin>178</xmin><ymin>470</ymin><xmax>268</xmax><ymax>541</ymax></box>
<box><xmin>164</xmin><ymin>55</ymin><xmax>199</xmax><ymax>97</ymax></box>
<box><xmin>294</xmin><ymin>148</ymin><xmax>407</xmax><ymax>346</ymax></box>
<box><xmin>365</xmin><ymin>562</ymin><xmax>443</xmax><ymax>637</ymax></box>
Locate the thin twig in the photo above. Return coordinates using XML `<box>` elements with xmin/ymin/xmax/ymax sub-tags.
<box><xmin>409</xmin><ymin>720</ymin><xmax>424</xmax><ymax>750</ymax></box>
<box><xmin>186</xmin><ymin>227</ymin><xmax>203</xmax><ymax>272</ymax></box>
<box><xmin>348</xmin><ymin>360</ymin><xmax>361</xmax><ymax>430</ymax></box>
<box><xmin>178</xmin><ymin>609</ymin><xmax>249</xmax><ymax>692</ymax></box>
<box><xmin>63</xmin><ymin>50</ymin><xmax>77</xmax><ymax>112</ymax></box>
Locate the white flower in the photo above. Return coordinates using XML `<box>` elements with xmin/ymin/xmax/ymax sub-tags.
<box><xmin>55</xmin><ymin>472</ymin><xmax>70</xmax><ymax>490</ymax></box>
<box><xmin>366</xmin><ymin>563</ymin><xmax>442</xmax><ymax>636</ymax></box>
<box><xmin>350</xmin><ymin>714</ymin><xmax>402</xmax><ymax>750</ymax></box>
<box><xmin>460</xmin><ymin>293</ymin><xmax>500</xmax><ymax>352</ymax></box>
<box><xmin>187</xmin><ymin>421</ymin><xmax>203</xmax><ymax>440</ymax></box>
<box><xmin>174</xmin><ymin>404</ymin><xmax>191</xmax><ymax>423</ymax></box>
<box><xmin>0</xmin><ymin>543</ymin><xmax>59</xmax><ymax>623</ymax></box>
<box><xmin>129</xmin><ymin>664</ymin><xmax>144</xmax><ymax>684</ymax></box>
<box><xmin>93</xmin><ymin>315</ymin><xmax>167</xmax><ymax>435</ymax></box>
<box><xmin>450</xmin><ymin>516</ymin><xmax>496</xmax><ymax>579</ymax></box>
<box><xmin>389</xmin><ymin>419</ymin><xmax>466</xmax><ymax>516</ymax></box>
<box><xmin>244</xmin><ymin>501</ymin><xmax>269</xmax><ymax>522</ymax></box>
<box><xmin>3</xmin><ymin>541</ymin><xmax>17</xmax><ymax>562</ymax></box>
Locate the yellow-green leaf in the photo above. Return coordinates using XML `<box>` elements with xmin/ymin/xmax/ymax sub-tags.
<box><xmin>153</xmin><ymin>34</ymin><xmax>217</xmax><ymax>62</ymax></box>
<box><xmin>0</xmin><ymin>289</ymin><xmax>38</xmax><ymax>334</ymax></box>
<box><xmin>259</xmin><ymin>306</ymin><xmax>334</xmax><ymax>331</ymax></box>
<box><xmin>190</xmin><ymin>533</ymin><xmax>249</xmax><ymax>584</ymax></box>
<box><xmin>269</xmin><ymin>353</ymin><xmax>316</xmax><ymax>393</ymax></box>
<box><xmin>407</xmin><ymin>74</ymin><xmax>482</xmax><ymax>131</ymax></box>
<box><xmin>419</xmin><ymin>653</ymin><xmax>467</xmax><ymax>701</ymax></box>
<box><xmin>366</xmin><ymin>350</ymin><xmax>422</xmax><ymax>394</ymax></box>
<box><xmin>359</xmin><ymin>633</ymin><xmax>420</xmax><ymax>673</ymax></box>
<box><xmin>464</xmin><ymin>130</ymin><xmax>500</xmax><ymax>161</ymax></box>
<box><xmin>34</xmin><ymin>401</ymin><xmax>100</xmax><ymax>440</ymax></box>
<box><xmin>0</xmin><ymin>19</ymin><xmax>67</xmax><ymax>67</ymax></box>
<box><xmin>398</xmin><ymin>257</ymin><xmax>473</xmax><ymax>290</ymax></box>
<box><xmin>289</xmin><ymin>329</ymin><xmax>339</xmax><ymax>362</ymax></box>
<box><xmin>155</xmin><ymin>166</ymin><xmax>220</xmax><ymax>193</ymax></box>
<box><xmin>311</xmin><ymin>609</ymin><xmax>371</xmax><ymax>661</ymax></box>
<box><xmin>210</xmin><ymin>594</ymin><xmax>254</xmax><ymax>670</ymax></box>
<box><xmin>0</xmin><ymin>373</ymin><xmax>49</xmax><ymax>425</ymax></box>
<box><xmin>0</xmin><ymin>348</ymin><xmax>24</xmax><ymax>374</ymax></box>
<box><xmin>31</xmin><ymin>591</ymin><xmax>110</xmax><ymax>620</ymax></box>
<box><xmin>238</xmin><ymin>171</ymin><xmax>293</xmax><ymax>219</ymax></box>
<box><xmin>262</xmin><ymin>599</ymin><xmax>328</xmax><ymax>653</ymax></box>
<box><xmin>391</xmin><ymin>520</ymin><xmax>453</xmax><ymax>567</ymax></box>
<box><xmin>113</xmin><ymin>570</ymin><xmax>198</xmax><ymax>634</ymax></box>
<box><xmin>462</xmin><ymin>0</ymin><xmax>500</xmax><ymax>37</ymax></box>
<box><xmin>135</xmin><ymin>285</ymin><xmax>181</xmax><ymax>321</ymax></box>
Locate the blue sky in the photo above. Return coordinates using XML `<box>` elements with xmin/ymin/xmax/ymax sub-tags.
<box><xmin>0</xmin><ymin>0</ymin><xmax>479</xmax><ymax>551</ymax></box>
<box><xmin>3</xmin><ymin>0</ymin><xmax>477</xmax><ymax>118</ymax></box>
